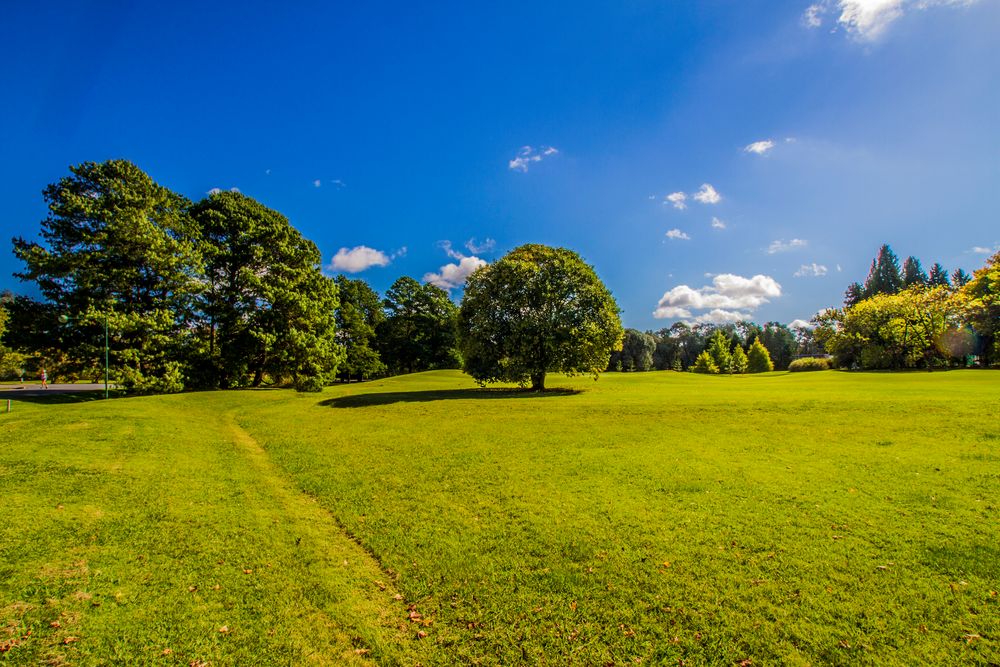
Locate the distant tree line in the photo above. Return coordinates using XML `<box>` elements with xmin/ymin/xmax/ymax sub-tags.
<box><xmin>2</xmin><ymin>160</ymin><xmax>623</xmax><ymax>392</ymax></box>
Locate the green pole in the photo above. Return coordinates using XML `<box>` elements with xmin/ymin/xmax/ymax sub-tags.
<box><xmin>104</xmin><ymin>315</ymin><xmax>109</xmax><ymax>399</ymax></box>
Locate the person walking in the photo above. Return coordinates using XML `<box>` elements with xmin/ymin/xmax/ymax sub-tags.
<box><xmin>40</xmin><ymin>368</ymin><xmax>48</xmax><ymax>389</ymax></box>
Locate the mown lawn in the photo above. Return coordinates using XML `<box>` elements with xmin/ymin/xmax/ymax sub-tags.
<box><xmin>2</xmin><ymin>370</ymin><xmax>998</xmax><ymax>665</ymax></box>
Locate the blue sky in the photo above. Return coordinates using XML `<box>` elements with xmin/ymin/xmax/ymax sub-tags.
<box><xmin>2</xmin><ymin>1</ymin><xmax>998</xmax><ymax>330</ymax></box>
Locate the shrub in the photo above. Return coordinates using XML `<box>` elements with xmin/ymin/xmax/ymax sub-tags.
<box><xmin>788</xmin><ymin>357</ymin><xmax>832</xmax><ymax>372</ymax></box>
<box><xmin>747</xmin><ymin>339</ymin><xmax>774</xmax><ymax>373</ymax></box>
<box><xmin>692</xmin><ymin>350</ymin><xmax>719</xmax><ymax>374</ymax></box>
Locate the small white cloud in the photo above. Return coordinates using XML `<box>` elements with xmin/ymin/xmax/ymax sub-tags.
<box><xmin>804</xmin><ymin>3</ymin><xmax>826</xmax><ymax>27</ymax></box>
<box><xmin>332</xmin><ymin>179</ymin><xmax>346</xmax><ymax>188</ymax></box>
<box><xmin>836</xmin><ymin>263</ymin><xmax>843</xmax><ymax>272</ymax></box>
<box><xmin>768</xmin><ymin>238</ymin><xmax>808</xmax><ymax>254</ymax></box>
<box><xmin>805</xmin><ymin>0</ymin><xmax>981</xmax><ymax>42</ymax></box>
<box><xmin>744</xmin><ymin>140</ymin><xmax>776</xmax><ymax>155</ymax></box>
<box><xmin>313</xmin><ymin>179</ymin><xmax>322</xmax><ymax>187</ymax></box>
<box><xmin>711</xmin><ymin>217</ymin><xmax>727</xmax><ymax>230</ymax></box>
<box><xmin>207</xmin><ymin>187</ymin><xmax>222</xmax><ymax>195</ymax></box>
<box><xmin>789</xmin><ymin>318</ymin><xmax>816</xmax><ymax>330</ymax></box>
<box><xmin>794</xmin><ymin>263</ymin><xmax>828</xmax><ymax>277</ymax></box>
<box><xmin>648</xmin><ymin>195</ymin><xmax>657</xmax><ymax>200</ymax></box>
<box><xmin>693</xmin><ymin>183</ymin><xmax>721</xmax><ymax>205</ymax></box>
<box><xmin>970</xmin><ymin>245</ymin><xmax>997</xmax><ymax>254</ymax></box>
<box><xmin>666</xmin><ymin>229</ymin><xmax>691</xmax><ymax>241</ymax></box>
<box><xmin>230</xmin><ymin>187</ymin><xmax>240</xmax><ymax>193</ymax></box>
<box><xmin>509</xmin><ymin>145</ymin><xmax>559</xmax><ymax>172</ymax></box>
<box><xmin>391</xmin><ymin>246</ymin><xmax>407</xmax><ymax>260</ymax></box>
<box><xmin>666</xmin><ymin>192</ymin><xmax>687</xmax><ymax>210</ymax></box>
<box><xmin>465</xmin><ymin>237</ymin><xmax>496</xmax><ymax>254</ymax></box>
<box><xmin>424</xmin><ymin>256</ymin><xmax>488</xmax><ymax>290</ymax></box>
<box><xmin>328</xmin><ymin>246</ymin><xmax>392</xmax><ymax>273</ymax></box>
<box><xmin>653</xmin><ymin>273</ymin><xmax>782</xmax><ymax>319</ymax></box>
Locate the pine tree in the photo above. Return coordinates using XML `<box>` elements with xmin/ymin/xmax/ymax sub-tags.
<box><xmin>928</xmin><ymin>263</ymin><xmax>951</xmax><ymax>287</ymax></box>
<box><xmin>902</xmin><ymin>256</ymin><xmax>928</xmax><ymax>287</ymax></box>
<box><xmin>863</xmin><ymin>244</ymin><xmax>903</xmax><ymax>296</ymax></box>
<box><xmin>731</xmin><ymin>344</ymin><xmax>748</xmax><ymax>374</ymax></box>
<box><xmin>747</xmin><ymin>338</ymin><xmax>774</xmax><ymax>373</ymax></box>
<box><xmin>705</xmin><ymin>329</ymin><xmax>732</xmax><ymax>373</ymax></box>
<box><xmin>951</xmin><ymin>268</ymin><xmax>971</xmax><ymax>288</ymax></box>
<box><xmin>844</xmin><ymin>282</ymin><xmax>865</xmax><ymax>307</ymax></box>
<box><xmin>671</xmin><ymin>358</ymin><xmax>682</xmax><ymax>372</ymax></box>
<box><xmin>692</xmin><ymin>350</ymin><xmax>719</xmax><ymax>374</ymax></box>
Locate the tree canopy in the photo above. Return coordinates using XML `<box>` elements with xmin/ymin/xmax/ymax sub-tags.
<box><xmin>458</xmin><ymin>244</ymin><xmax>623</xmax><ymax>390</ymax></box>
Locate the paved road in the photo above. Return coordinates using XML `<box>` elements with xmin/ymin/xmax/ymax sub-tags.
<box><xmin>0</xmin><ymin>383</ymin><xmax>111</xmax><ymax>396</ymax></box>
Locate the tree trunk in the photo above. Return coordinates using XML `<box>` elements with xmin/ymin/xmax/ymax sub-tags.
<box><xmin>530</xmin><ymin>372</ymin><xmax>545</xmax><ymax>391</ymax></box>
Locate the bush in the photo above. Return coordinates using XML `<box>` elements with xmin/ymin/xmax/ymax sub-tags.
<box><xmin>692</xmin><ymin>350</ymin><xmax>719</xmax><ymax>374</ymax></box>
<box><xmin>788</xmin><ymin>357</ymin><xmax>832</xmax><ymax>372</ymax></box>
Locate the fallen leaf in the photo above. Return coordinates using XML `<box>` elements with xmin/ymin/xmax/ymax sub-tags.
<box><xmin>839</xmin><ymin>640</ymin><xmax>850</xmax><ymax>648</ymax></box>
<box><xmin>738</xmin><ymin>660</ymin><xmax>753</xmax><ymax>667</ymax></box>
<box><xmin>218</xmin><ymin>626</ymin><xmax>230</xmax><ymax>634</ymax></box>
<box><xmin>963</xmin><ymin>633</ymin><xmax>981</xmax><ymax>644</ymax></box>
<box><xmin>393</xmin><ymin>593</ymin><xmax>403</xmax><ymax>601</ymax></box>
<box><xmin>162</xmin><ymin>648</ymin><xmax>173</xmax><ymax>655</ymax></box>
<box><xmin>417</xmin><ymin>630</ymin><xmax>428</xmax><ymax>639</ymax></box>
<box><xmin>212</xmin><ymin>584</ymin><xmax>220</xmax><ymax>590</ymax></box>
<box><xmin>570</xmin><ymin>601</ymin><xmax>577</xmax><ymax>612</ymax></box>
<box><xmin>243</xmin><ymin>569</ymin><xmax>252</xmax><ymax>575</ymax></box>
<box><xmin>188</xmin><ymin>586</ymin><xmax>198</xmax><ymax>592</ymax></box>
<box><xmin>374</xmin><ymin>580</ymin><xmax>386</xmax><ymax>591</ymax></box>
<box><xmin>354</xmin><ymin>648</ymin><xmax>370</xmax><ymax>655</ymax></box>
<box><xmin>50</xmin><ymin>621</ymin><xmax>61</xmax><ymax>628</ymax></box>
<box><xmin>63</xmin><ymin>636</ymin><xmax>78</xmax><ymax>644</ymax></box>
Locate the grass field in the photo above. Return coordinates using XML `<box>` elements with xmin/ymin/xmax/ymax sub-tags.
<box><xmin>1</xmin><ymin>370</ymin><xmax>998</xmax><ymax>665</ymax></box>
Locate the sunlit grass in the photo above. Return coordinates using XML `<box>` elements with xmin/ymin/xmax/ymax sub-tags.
<box><xmin>1</xmin><ymin>369</ymin><xmax>998</xmax><ymax>664</ymax></box>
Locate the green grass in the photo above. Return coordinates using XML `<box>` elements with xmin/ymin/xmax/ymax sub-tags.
<box><xmin>2</xmin><ymin>370</ymin><xmax>999</xmax><ymax>665</ymax></box>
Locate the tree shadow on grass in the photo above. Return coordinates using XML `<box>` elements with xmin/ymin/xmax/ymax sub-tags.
<box><xmin>4</xmin><ymin>390</ymin><xmax>129</xmax><ymax>405</ymax></box>
<box><xmin>321</xmin><ymin>387</ymin><xmax>581</xmax><ymax>408</ymax></box>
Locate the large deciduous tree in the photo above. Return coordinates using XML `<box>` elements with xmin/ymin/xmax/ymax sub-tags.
<box><xmin>458</xmin><ymin>244</ymin><xmax>623</xmax><ymax>390</ymax></box>
<box><xmin>377</xmin><ymin>277</ymin><xmax>460</xmax><ymax>374</ymax></box>
<box><xmin>190</xmin><ymin>190</ymin><xmax>342</xmax><ymax>391</ymax></box>
<box><xmin>609</xmin><ymin>328</ymin><xmax>656</xmax><ymax>371</ymax></box>
<box><xmin>955</xmin><ymin>251</ymin><xmax>1000</xmax><ymax>366</ymax></box>
<box><xmin>13</xmin><ymin>160</ymin><xmax>201</xmax><ymax>392</ymax></box>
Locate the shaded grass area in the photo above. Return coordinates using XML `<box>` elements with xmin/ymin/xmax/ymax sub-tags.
<box><xmin>0</xmin><ymin>394</ymin><xmax>426</xmax><ymax>665</ymax></box>
<box><xmin>238</xmin><ymin>370</ymin><xmax>1000</xmax><ymax>665</ymax></box>
<box><xmin>1</xmin><ymin>370</ymin><xmax>999</xmax><ymax>664</ymax></box>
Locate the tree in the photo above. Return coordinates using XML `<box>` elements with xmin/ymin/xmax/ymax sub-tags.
<box><xmin>692</xmin><ymin>350</ymin><xmax>719</xmax><ymax>374</ymax></box>
<box><xmin>705</xmin><ymin>330</ymin><xmax>732</xmax><ymax>373</ymax></box>
<box><xmin>0</xmin><ymin>292</ymin><xmax>26</xmax><ymax>379</ymax></box>
<box><xmin>458</xmin><ymin>244</ymin><xmax>623</xmax><ymax>390</ymax></box>
<box><xmin>820</xmin><ymin>287</ymin><xmax>961</xmax><ymax>369</ymax></box>
<box><xmin>747</xmin><ymin>339</ymin><xmax>774</xmax><ymax>373</ymax></box>
<box><xmin>863</xmin><ymin>244</ymin><xmax>903</xmax><ymax>297</ymax></box>
<box><xmin>928</xmin><ymin>263</ymin><xmax>951</xmax><ymax>288</ymax></box>
<box><xmin>759</xmin><ymin>322</ymin><xmax>796</xmax><ymax>370</ymax></box>
<box><xmin>334</xmin><ymin>276</ymin><xmax>386</xmax><ymax>381</ymax></box>
<box><xmin>952</xmin><ymin>268</ymin><xmax>971</xmax><ymax>288</ymax></box>
<box><xmin>190</xmin><ymin>190</ymin><xmax>343</xmax><ymax>390</ymax></box>
<box><xmin>731</xmin><ymin>344</ymin><xmax>748</xmax><ymax>374</ymax></box>
<box><xmin>844</xmin><ymin>282</ymin><xmax>865</xmax><ymax>308</ymax></box>
<box><xmin>955</xmin><ymin>251</ymin><xmax>1000</xmax><ymax>366</ymax></box>
<box><xmin>378</xmin><ymin>277</ymin><xmax>461</xmax><ymax>374</ymax></box>
<box><xmin>13</xmin><ymin>160</ymin><xmax>201</xmax><ymax>392</ymax></box>
<box><xmin>610</xmin><ymin>328</ymin><xmax>656</xmax><ymax>371</ymax></box>
<box><xmin>902</xmin><ymin>256</ymin><xmax>928</xmax><ymax>288</ymax></box>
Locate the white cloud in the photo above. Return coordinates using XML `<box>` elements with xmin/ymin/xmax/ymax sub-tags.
<box><xmin>313</xmin><ymin>179</ymin><xmax>322</xmax><ymax>187</ymax></box>
<box><xmin>744</xmin><ymin>140</ymin><xmax>776</xmax><ymax>155</ymax></box>
<box><xmin>653</xmin><ymin>273</ymin><xmax>782</xmax><ymax>319</ymax></box>
<box><xmin>328</xmin><ymin>246</ymin><xmax>392</xmax><ymax>273</ymax></box>
<box><xmin>332</xmin><ymin>179</ymin><xmax>346</xmax><ymax>188</ymax></box>
<box><xmin>208</xmin><ymin>187</ymin><xmax>222</xmax><ymax>195</ymax></box>
<box><xmin>804</xmin><ymin>0</ymin><xmax>981</xmax><ymax>41</ymax></box>
<box><xmin>693</xmin><ymin>183</ymin><xmax>721</xmax><ymax>205</ymax></box>
<box><xmin>789</xmin><ymin>318</ymin><xmax>816</xmax><ymax>330</ymax></box>
<box><xmin>666</xmin><ymin>228</ymin><xmax>691</xmax><ymax>241</ymax></box>
<box><xmin>509</xmin><ymin>145</ymin><xmax>559</xmax><ymax>172</ymax></box>
<box><xmin>424</xmin><ymin>256</ymin><xmax>487</xmax><ymax>290</ymax></box>
<box><xmin>768</xmin><ymin>238</ymin><xmax>808</xmax><ymax>254</ymax></box>
<box><xmin>836</xmin><ymin>263</ymin><xmax>843</xmax><ymax>272</ymax></box>
<box><xmin>971</xmin><ymin>245</ymin><xmax>997</xmax><ymax>254</ymax></box>
<box><xmin>711</xmin><ymin>217</ymin><xmax>727</xmax><ymax>230</ymax></box>
<box><xmin>465</xmin><ymin>237</ymin><xmax>496</xmax><ymax>254</ymax></box>
<box><xmin>424</xmin><ymin>242</ymin><xmax>489</xmax><ymax>290</ymax></box>
<box><xmin>665</xmin><ymin>192</ymin><xmax>688</xmax><ymax>209</ymax></box>
<box><xmin>794</xmin><ymin>263</ymin><xmax>829</xmax><ymax>277</ymax></box>
<box><xmin>692</xmin><ymin>309</ymin><xmax>752</xmax><ymax>324</ymax></box>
